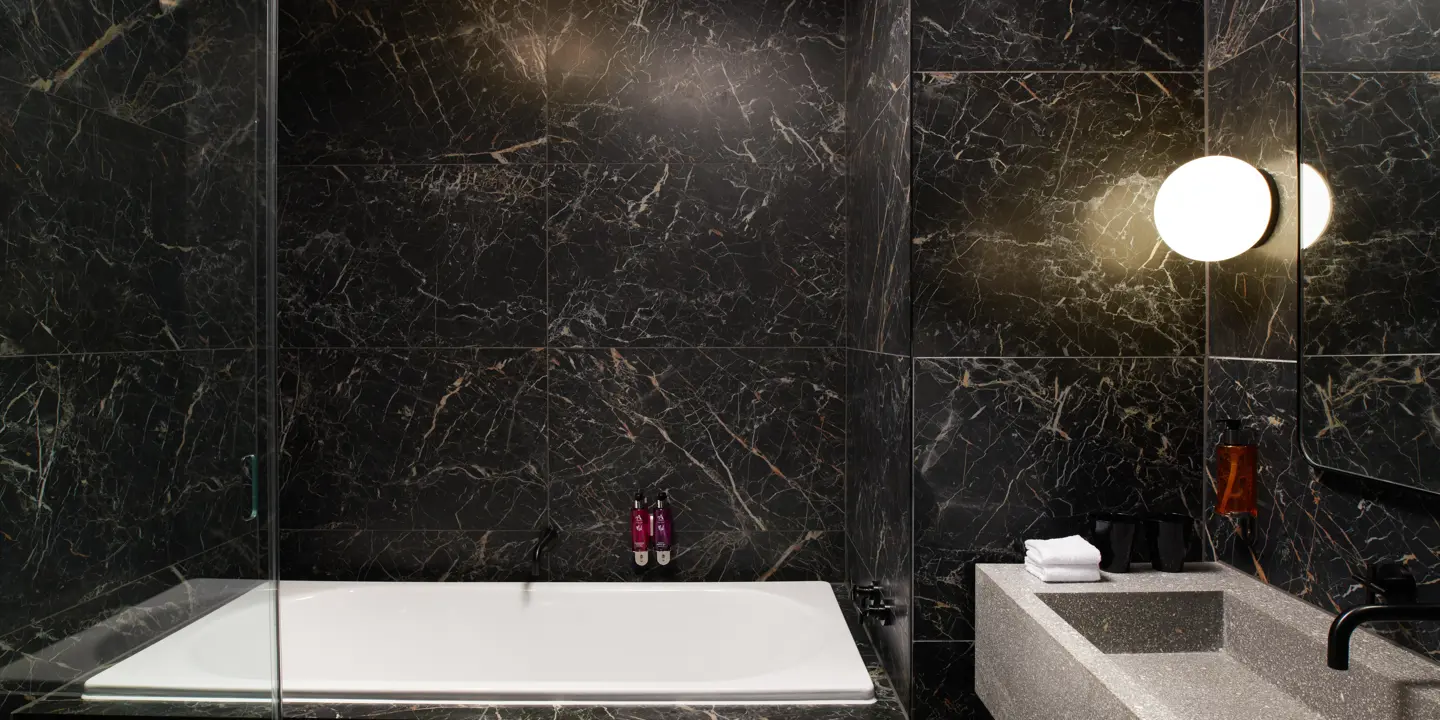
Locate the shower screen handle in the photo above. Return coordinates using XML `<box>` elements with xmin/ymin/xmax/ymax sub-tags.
<box><xmin>241</xmin><ymin>454</ymin><xmax>258</xmax><ymax>521</ymax></box>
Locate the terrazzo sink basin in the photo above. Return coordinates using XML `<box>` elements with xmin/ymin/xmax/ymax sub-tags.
<box><xmin>976</xmin><ymin>563</ymin><xmax>1440</xmax><ymax>720</ymax></box>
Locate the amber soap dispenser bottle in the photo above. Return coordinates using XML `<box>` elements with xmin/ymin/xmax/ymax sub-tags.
<box><xmin>1216</xmin><ymin>419</ymin><xmax>1258</xmax><ymax>517</ymax></box>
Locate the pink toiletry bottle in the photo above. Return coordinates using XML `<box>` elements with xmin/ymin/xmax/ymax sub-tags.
<box><xmin>653</xmin><ymin>491</ymin><xmax>674</xmax><ymax>566</ymax></box>
<box><xmin>630</xmin><ymin>493</ymin><xmax>650</xmax><ymax>567</ymax></box>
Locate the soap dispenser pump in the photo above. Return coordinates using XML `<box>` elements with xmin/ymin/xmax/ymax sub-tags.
<box><xmin>1215</xmin><ymin>418</ymin><xmax>1258</xmax><ymax>519</ymax></box>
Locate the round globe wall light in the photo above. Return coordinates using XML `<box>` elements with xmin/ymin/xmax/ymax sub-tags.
<box><xmin>1153</xmin><ymin>156</ymin><xmax>1276</xmax><ymax>262</ymax></box>
<box><xmin>1299</xmin><ymin>163</ymin><xmax>1333</xmax><ymax>249</ymax></box>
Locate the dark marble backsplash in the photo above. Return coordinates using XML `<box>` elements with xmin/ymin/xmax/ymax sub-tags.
<box><xmin>913</xmin><ymin>357</ymin><xmax>1204</xmax><ymax>642</ymax></box>
<box><xmin>1208</xmin><ymin>358</ymin><xmax>1440</xmax><ymax>659</ymax></box>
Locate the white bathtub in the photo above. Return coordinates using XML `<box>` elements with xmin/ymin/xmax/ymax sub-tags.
<box><xmin>83</xmin><ymin>581</ymin><xmax>875</xmax><ymax>705</ymax></box>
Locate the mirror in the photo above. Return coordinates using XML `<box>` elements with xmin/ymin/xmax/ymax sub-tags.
<box><xmin>1298</xmin><ymin>14</ymin><xmax>1440</xmax><ymax>493</ymax></box>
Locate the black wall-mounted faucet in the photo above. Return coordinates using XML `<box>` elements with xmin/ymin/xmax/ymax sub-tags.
<box><xmin>529</xmin><ymin>526</ymin><xmax>559</xmax><ymax>581</ymax></box>
<box><xmin>1326</xmin><ymin>563</ymin><xmax>1440</xmax><ymax>670</ymax></box>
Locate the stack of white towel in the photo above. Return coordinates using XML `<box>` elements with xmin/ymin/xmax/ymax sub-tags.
<box><xmin>1024</xmin><ymin>535</ymin><xmax>1102</xmax><ymax>583</ymax></box>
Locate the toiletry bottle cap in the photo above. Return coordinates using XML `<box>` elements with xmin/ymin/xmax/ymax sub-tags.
<box><xmin>656</xmin><ymin>491</ymin><xmax>668</xmax><ymax>508</ymax></box>
<box><xmin>1223</xmin><ymin>418</ymin><xmax>1244</xmax><ymax>445</ymax></box>
<box><xmin>633</xmin><ymin>492</ymin><xmax>645</xmax><ymax>509</ymax></box>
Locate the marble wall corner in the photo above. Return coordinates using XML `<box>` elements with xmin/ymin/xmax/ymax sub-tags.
<box><xmin>844</xmin><ymin>349</ymin><xmax>912</xmax><ymax>706</ymax></box>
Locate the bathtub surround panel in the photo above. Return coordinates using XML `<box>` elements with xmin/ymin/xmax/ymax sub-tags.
<box><xmin>278</xmin><ymin>349</ymin><xmax>548</xmax><ymax>533</ymax></box>
<box><xmin>913</xmin><ymin>357</ymin><xmax>1204</xmax><ymax>642</ymax></box>
<box><xmin>278</xmin><ymin>165</ymin><xmax>548</xmax><ymax>349</ymax></box>
<box><xmin>1301</xmin><ymin>355</ymin><xmax>1440</xmax><ymax>490</ymax></box>
<box><xmin>1302</xmin><ymin>0</ymin><xmax>1440</xmax><ymax>71</ymax></box>
<box><xmin>551</xmin><ymin>530</ymin><xmax>845</xmax><ymax>582</ymax></box>
<box><xmin>547</xmin><ymin>0</ymin><xmax>845</xmax><ymax>165</ymax></box>
<box><xmin>911</xmin><ymin>71</ymin><xmax>1207</xmax><ymax>358</ymax></box>
<box><xmin>278</xmin><ymin>530</ymin><xmax>537</xmax><ymax>583</ymax></box>
<box><xmin>547</xmin><ymin>164</ymin><xmax>844</xmax><ymax>348</ymax></box>
<box><xmin>1302</xmin><ymin>72</ymin><xmax>1440</xmax><ymax>356</ymax></box>
<box><xmin>547</xmin><ymin>348</ymin><xmax>843</xmax><ymax>535</ymax></box>
<box><xmin>1206</xmin><ymin>0</ymin><xmax>1298</xmax><ymax>360</ymax></box>
<box><xmin>0</xmin><ymin>350</ymin><xmax>258</xmax><ymax>639</ymax></box>
<box><xmin>912</xmin><ymin>0</ymin><xmax>1203</xmax><ymax>72</ymax></box>
<box><xmin>844</xmin><ymin>351</ymin><xmax>912</xmax><ymax>699</ymax></box>
<box><xmin>278</xmin><ymin>0</ymin><xmax>546</xmax><ymax>165</ymax></box>
<box><xmin>0</xmin><ymin>537</ymin><xmax>261</xmax><ymax>696</ymax></box>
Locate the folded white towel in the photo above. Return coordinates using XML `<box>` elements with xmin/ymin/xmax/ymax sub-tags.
<box><xmin>1025</xmin><ymin>557</ymin><xmax>1101</xmax><ymax>583</ymax></box>
<box><xmin>1023</xmin><ymin>535</ymin><xmax>1102</xmax><ymax>567</ymax></box>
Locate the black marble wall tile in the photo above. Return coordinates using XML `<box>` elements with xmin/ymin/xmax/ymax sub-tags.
<box><xmin>912</xmin><ymin>0</ymin><xmax>1203</xmax><ymax>72</ymax></box>
<box><xmin>0</xmin><ymin>0</ymin><xmax>255</xmax><ymax>145</ymax></box>
<box><xmin>278</xmin><ymin>165</ymin><xmax>547</xmax><ymax>349</ymax></box>
<box><xmin>1302</xmin><ymin>73</ymin><xmax>1440</xmax><ymax>356</ymax></box>
<box><xmin>847</xmin><ymin>88</ymin><xmax>910</xmax><ymax>356</ymax></box>
<box><xmin>548</xmin><ymin>0</ymin><xmax>844</xmax><ymax>165</ymax></box>
<box><xmin>911</xmin><ymin>72</ymin><xmax>1206</xmax><ymax>358</ymax></box>
<box><xmin>913</xmin><ymin>357</ymin><xmax>1204</xmax><ymax>640</ymax></box>
<box><xmin>1209</xmin><ymin>0</ymin><xmax>1296</xmax><ymax>69</ymax></box>
<box><xmin>1207</xmin><ymin>0</ymin><xmax>1298</xmax><ymax>360</ymax></box>
<box><xmin>550</xmin><ymin>529</ymin><xmax>843</xmax><ymax>582</ymax></box>
<box><xmin>279</xmin><ymin>530</ymin><xmax>535</xmax><ymax>582</ymax></box>
<box><xmin>846</xmin><ymin>0</ymin><xmax>909</xmax><ymax>141</ymax></box>
<box><xmin>548</xmin><ymin>164</ymin><xmax>844</xmax><ymax>348</ymax></box>
<box><xmin>1211</xmin><ymin>357</ymin><xmax>1440</xmax><ymax>658</ymax></box>
<box><xmin>845</xmin><ymin>350</ymin><xmax>911</xmax><ymax>704</ymax></box>
<box><xmin>279</xmin><ymin>0</ymin><xmax>546</xmax><ymax>165</ymax></box>
<box><xmin>548</xmin><ymin>348</ymin><xmax>843</xmax><ymax>533</ymax></box>
<box><xmin>1301</xmin><ymin>355</ymin><xmax>1440</xmax><ymax>492</ymax></box>
<box><xmin>1204</xmin><ymin>359</ymin><xmax>1300</xmax><ymax>572</ymax></box>
<box><xmin>278</xmin><ymin>349</ymin><xmax>547</xmax><ymax>532</ymax></box>
<box><xmin>0</xmin><ymin>350</ymin><xmax>257</xmax><ymax>638</ymax></box>
<box><xmin>845</xmin><ymin>0</ymin><xmax>909</xmax><ymax>355</ymax></box>
<box><xmin>1</xmin><ymin>82</ymin><xmax>250</xmax><ymax>355</ymax></box>
<box><xmin>912</xmin><ymin>642</ymin><xmax>991</xmax><ymax>720</ymax></box>
<box><xmin>1303</xmin><ymin>0</ymin><xmax>1440</xmax><ymax>71</ymax></box>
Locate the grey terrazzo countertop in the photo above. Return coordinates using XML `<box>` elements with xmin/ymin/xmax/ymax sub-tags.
<box><xmin>975</xmin><ymin>562</ymin><xmax>1440</xmax><ymax>720</ymax></box>
<box><xmin>15</xmin><ymin>585</ymin><xmax>904</xmax><ymax>720</ymax></box>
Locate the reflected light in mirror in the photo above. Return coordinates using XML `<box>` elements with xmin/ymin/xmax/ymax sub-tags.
<box><xmin>1154</xmin><ymin>156</ymin><xmax>1275</xmax><ymax>262</ymax></box>
<box><xmin>1300</xmin><ymin>163</ymin><xmax>1333</xmax><ymax>249</ymax></box>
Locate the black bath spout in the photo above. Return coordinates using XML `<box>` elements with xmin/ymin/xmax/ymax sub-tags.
<box><xmin>1327</xmin><ymin>604</ymin><xmax>1440</xmax><ymax>670</ymax></box>
<box><xmin>529</xmin><ymin>526</ymin><xmax>560</xmax><ymax>581</ymax></box>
